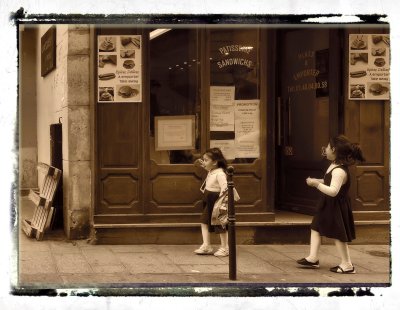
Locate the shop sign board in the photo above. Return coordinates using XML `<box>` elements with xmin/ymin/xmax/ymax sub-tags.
<box><xmin>41</xmin><ymin>25</ymin><xmax>56</xmax><ymax>77</ymax></box>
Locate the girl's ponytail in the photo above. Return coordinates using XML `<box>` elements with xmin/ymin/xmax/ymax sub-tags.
<box><xmin>351</xmin><ymin>143</ymin><xmax>366</xmax><ymax>163</ymax></box>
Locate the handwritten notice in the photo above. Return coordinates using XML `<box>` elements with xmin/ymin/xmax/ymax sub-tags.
<box><xmin>348</xmin><ymin>34</ymin><xmax>390</xmax><ymax>100</ymax></box>
<box><xmin>98</xmin><ymin>35</ymin><xmax>142</xmax><ymax>102</ymax></box>
<box><xmin>234</xmin><ymin>100</ymin><xmax>260</xmax><ymax>158</ymax></box>
<box><xmin>210</xmin><ymin>86</ymin><xmax>235</xmax><ymax>106</ymax></box>
<box><xmin>210</xmin><ymin>104</ymin><xmax>235</xmax><ymax>131</ymax></box>
<box><xmin>210</xmin><ymin>140</ymin><xmax>236</xmax><ymax>160</ymax></box>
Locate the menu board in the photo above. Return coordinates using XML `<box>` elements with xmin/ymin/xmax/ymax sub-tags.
<box><xmin>348</xmin><ymin>34</ymin><xmax>390</xmax><ymax>100</ymax></box>
<box><xmin>97</xmin><ymin>35</ymin><xmax>142</xmax><ymax>102</ymax></box>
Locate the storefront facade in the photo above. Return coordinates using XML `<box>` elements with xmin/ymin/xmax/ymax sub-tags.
<box><xmin>19</xmin><ymin>22</ymin><xmax>390</xmax><ymax>244</ymax></box>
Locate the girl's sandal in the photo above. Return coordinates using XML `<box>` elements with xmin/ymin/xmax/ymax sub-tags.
<box><xmin>329</xmin><ymin>265</ymin><xmax>356</xmax><ymax>274</ymax></box>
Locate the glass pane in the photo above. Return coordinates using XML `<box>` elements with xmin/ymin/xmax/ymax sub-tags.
<box><xmin>283</xmin><ymin>29</ymin><xmax>330</xmax><ymax>162</ymax></box>
<box><xmin>209</xmin><ymin>29</ymin><xmax>260</xmax><ymax>163</ymax></box>
<box><xmin>149</xmin><ymin>29</ymin><xmax>201</xmax><ymax>164</ymax></box>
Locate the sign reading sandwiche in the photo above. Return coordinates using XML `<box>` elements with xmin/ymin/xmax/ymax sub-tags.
<box><xmin>97</xmin><ymin>35</ymin><xmax>142</xmax><ymax>102</ymax></box>
<box><xmin>348</xmin><ymin>34</ymin><xmax>390</xmax><ymax>100</ymax></box>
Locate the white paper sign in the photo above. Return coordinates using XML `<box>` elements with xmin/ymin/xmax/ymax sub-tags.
<box><xmin>210</xmin><ymin>140</ymin><xmax>236</xmax><ymax>160</ymax></box>
<box><xmin>348</xmin><ymin>34</ymin><xmax>390</xmax><ymax>100</ymax></box>
<box><xmin>210</xmin><ymin>104</ymin><xmax>235</xmax><ymax>131</ymax></box>
<box><xmin>234</xmin><ymin>100</ymin><xmax>260</xmax><ymax>158</ymax></box>
<box><xmin>210</xmin><ymin>86</ymin><xmax>235</xmax><ymax>106</ymax></box>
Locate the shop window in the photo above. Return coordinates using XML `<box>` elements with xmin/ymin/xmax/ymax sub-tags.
<box><xmin>149</xmin><ymin>29</ymin><xmax>201</xmax><ymax>164</ymax></box>
<box><xmin>209</xmin><ymin>29</ymin><xmax>260</xmax><ymax>163</ymax></box>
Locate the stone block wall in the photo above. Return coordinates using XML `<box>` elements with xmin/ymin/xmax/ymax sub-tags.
<box><xmin>35</xmin><ymin>24</ymin><xmax>92</xmax><ymax>239</ymax></box>
<box><xmin>62</xmin><ymin>26</ymin><xmax>91</xmax><ymax>239</ymax></box>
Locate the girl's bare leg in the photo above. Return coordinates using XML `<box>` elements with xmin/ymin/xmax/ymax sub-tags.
<box><xmin>219</xmin><ymin>231</ymin><xmax>228</xmax><ymax>249</ymax></box>
<box><xmin>306</xmin><ymin>229</ymin><xmax>321</xmax><ymax>262</ymax></box>
<box><xmin>334</xmin><ymin>239</ymin><xmax>353</xmax><ymax>270</ymax></box>
<box><xmin>201</xmin><ymin>224</ymin><xmax>211</xmax><ymax>246</ymax></box>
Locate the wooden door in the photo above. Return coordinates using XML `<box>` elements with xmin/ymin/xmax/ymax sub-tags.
<box><xmin>344</xmin><ymin>27</ymin><xmax>390</xmax><ymax>219</ymax></box>
<box><xmin>95</xmin><ymin>27</ymin><xmax>144</xmax><ymax>224</ymax></box>
<box><xmin>276</xmin><ymin>29</ymin><xmax>341</xmax><ymax>215</ymax></box>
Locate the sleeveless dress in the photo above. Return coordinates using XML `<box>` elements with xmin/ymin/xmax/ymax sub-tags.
<box><xmin>310</xmin><ymin>165</ymin><xmax>356</xmax><ymax>242</ymax></box>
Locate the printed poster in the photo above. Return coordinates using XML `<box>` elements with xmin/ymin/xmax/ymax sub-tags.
<box><xmin>210</xmin><ymin>86</ymin><xmax>235</xmax><ymax>131</ymax></box>
<box><xmin>348</xmin><ymin>34</ymin><xmax>390</xmax><ymax>100</ymax></box>
<box><xmin>97</xmin><ymin>35</ymin><xmax>142</xmax><ymax>102</ymax></box>
<box><xmin>210</xmin><ymin>140</ymin><xmax>235</xmax><ymax>160</ymax></box>
<box><xmin>234</xmin><ymin>100</ymin><xmax>260</xmax><ymax>158</ymax></box>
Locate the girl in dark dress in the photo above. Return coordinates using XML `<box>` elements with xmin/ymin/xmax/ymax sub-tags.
<box><xmin>193</xmin><ymin>148</ymin><xmax>229</xmax><ymax>257</ymax></box>
<box><xmin>297</xmin><ymin>135</ymin><xmax>365</xmax><ymax>273</ymax></box>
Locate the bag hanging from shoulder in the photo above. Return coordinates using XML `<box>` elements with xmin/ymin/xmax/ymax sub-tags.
<box><xmin>211</xmin><ymin>188</ymin><xmax>240</xmax><ymax>228</ymax></box>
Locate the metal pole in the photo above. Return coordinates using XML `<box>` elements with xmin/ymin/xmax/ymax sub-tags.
<box><xmin>227</xmin><ymin>166</ymin><xmax>237</xmax><ymax>280</ymax></box>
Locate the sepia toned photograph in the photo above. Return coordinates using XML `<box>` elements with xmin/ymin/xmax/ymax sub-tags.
<box><xmin>7</xmin><ymin>5</ymin><xmax>397</xmax><ymax>309</ymax></box>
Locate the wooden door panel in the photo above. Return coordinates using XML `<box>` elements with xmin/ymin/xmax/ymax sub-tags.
<box><xmin>97</xmin><ymin>103</ymin><xmax>142</xmax><ymax>215</ymax></box>
<box><xmin>99</xmin><ymin>104</ymin><xmax>139</xmax><ymax>167</ymax></box>
<box><xmin>151</xmin><ymin>174</ymin><xmax>203</xmax><ymax>205</ymax></box>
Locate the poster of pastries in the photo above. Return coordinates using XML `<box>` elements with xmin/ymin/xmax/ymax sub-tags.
<box><xmin>97</xmin><ymin>35</ymin><xmax>142</xmax><ymax>102</ymax></box>
<box><xmin>348</xmin><ymin>34</ymin><xmax>390</xmax><ymax>100</ymax></box>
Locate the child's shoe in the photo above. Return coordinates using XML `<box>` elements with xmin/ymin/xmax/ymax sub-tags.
<box><xmin>194</xmin><ymin>245</ymin><xmax>214</xmax><ymax>255</ymax></box>
<box><xmin>214</xmin><ymin>247</ymin><xmax>229</xmax><ymax>257</ymax></box>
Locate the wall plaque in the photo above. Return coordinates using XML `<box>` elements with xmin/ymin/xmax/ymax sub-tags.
<box><xmin>41</xmin><ymin>25</ymin><xmax>56</xmax><ymax>77</ymax></box>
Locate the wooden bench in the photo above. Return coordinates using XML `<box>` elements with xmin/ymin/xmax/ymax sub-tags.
<box><xmin>22</xmin><ymin>164</ymin><xmax>62</xmax><ymax>240</ymax></box>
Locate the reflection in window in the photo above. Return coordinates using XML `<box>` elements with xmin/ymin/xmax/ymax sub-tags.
<box><xmin>149</xmin><ymin>29</ymin><xmax>200</xmax><ymax>164</ymax></box>
<box><xmin>209</xmin><ymin>29</ymin><xmax>260</xmax><ymax>163</ymax></box>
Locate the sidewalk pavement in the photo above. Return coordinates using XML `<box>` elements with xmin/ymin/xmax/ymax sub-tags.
<box><xmin>16</xmin><ymin>197</ymin><xmax>390</xmax><ymax>290</ymax></box>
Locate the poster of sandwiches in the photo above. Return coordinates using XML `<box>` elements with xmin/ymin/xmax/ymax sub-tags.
<box><xmin>348</xmin><ymin>34</ymin><xmax>390</xmax><ymax>100</ymax></box>
<box><xmin>97</xmin><ymin>35</ymin><xmax>142</xmax><ymax>102</ymax></box>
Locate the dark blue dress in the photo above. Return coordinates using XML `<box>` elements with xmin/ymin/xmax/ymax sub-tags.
<box><xmin>310</xmin><ymin>165</ymin><xmax>356</xmax><ymax>242</ymax></box>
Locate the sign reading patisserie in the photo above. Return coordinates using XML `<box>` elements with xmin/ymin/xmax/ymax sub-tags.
<box><xmin>97</xmin><ymin>35</ymin><xmax>142</xmax><ymax>102</ymax></box>
<box><xmin>348</xmin><ymin>34</ymin><xmax>390</xmax><ymax>100</ymax></box>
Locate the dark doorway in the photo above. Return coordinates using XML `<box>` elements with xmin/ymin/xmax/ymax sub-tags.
<box><xmin>276</xmin><ymin>28</ymin><xmax>342</xmax><ymax>215</ymax></box>
<box><xmin>50</xmin><ymin>122</ymin><xmax>63</xmax><ymax>228</ymax></box>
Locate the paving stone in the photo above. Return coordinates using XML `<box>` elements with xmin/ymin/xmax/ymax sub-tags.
<box><xmin>50</xmin><ymin>241</ymin><xmax>81</xmax><ymax>254</ymax></box>
<box><xmin>239</xmin><ymin>245</ymin><xmax>291</xmax><ymax>261</ymax></box>
<box><xmin>81</xmin><ymin>247</ymin><xmax>120</xmax><ymax>266</ymax></box>
<box><xmin>18</xmin><ymin>273</ymin><xmax>64</xmax><ymax>286</ymax></box>
<box><xmin>18</xmin><ymin>236</ymin><xmax>52</xmax><ymax>252</ymax></box>
<box><xmin>179</xmin><ymin>264</ymin><xmax>229</xmax><ymax>274</ymax></box>
<box><xmin>19</xmin><ymin>251</ymin><xmax>57</xmax><ymax>274</ymax></box>
<box><xmin>265</xmin><ymin>244</ymin><xmax>310</xmax><ymax>253</ymax></box>
<box><xmin>159</xmin><ymin>246</ymin><xmax>225</xmax><ymax>265</ymax></box>
<box><xmin>53</xmin><ymin>253</ymin><xmax>93</xmax><ymax>274</ymax></box>
<box><xmin>109</xmin><ymin>245</ymin><xmax>158</xmax><ymax>253</ymax></box>
<box><xmin>116</xmin><ymin>252</ymin><xmax>183</xmax><ymax>274</ymax></box>
<box><xmin>61</xmin><ymin>273</ymin><xmax>129</xmax><ymax>285</ymax></box>
<box><xmin>123</xmin><ymin>273</ymin><xmax>195</xmax><ymax>283</ymax></box>
<box><xmin>91</xmin><ymin>265</ymin><xmax>127</xmax><ymax>274</ymax></box>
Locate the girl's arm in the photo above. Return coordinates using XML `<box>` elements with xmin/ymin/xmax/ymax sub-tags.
<box><xmin>216</xmin><ymin>172</ymin><xmax>228</xmax><ymax>194</ymax></box>
<box><xmin>315</xmin><ymin>168</ymin><xmax>347</xmax><ymax>197</ymax></box>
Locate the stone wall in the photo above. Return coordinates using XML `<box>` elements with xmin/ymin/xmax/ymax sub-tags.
<box><xmin>63</xmin><ymin>25</ymin><xmax>91</xmax><ymax>239</ymax></box>
<box><xmin>19</xmin><ymin>26</ymin><xmax>38</xmax><ymax>190</ymax></box>
<box><xmin>35</xmin><ymin>25</ymin><xmax>91</xmax><ymax>239</ymax></box>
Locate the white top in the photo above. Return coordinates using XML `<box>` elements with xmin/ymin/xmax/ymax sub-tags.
<box><xmin>316</xmin><ymin>164</ymin><xmax>347</xmax><ymax>197</ymax></box>
<box><xmin>200</xmin><ymin>168</ymin><xmax>227</xmax><ymax>194</ymax></box>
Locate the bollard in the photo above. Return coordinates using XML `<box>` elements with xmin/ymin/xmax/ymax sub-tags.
<box><xmin>226</xmin><ymin>166</ymin><xmax>237</xmax><ymax>280</ymax></box>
